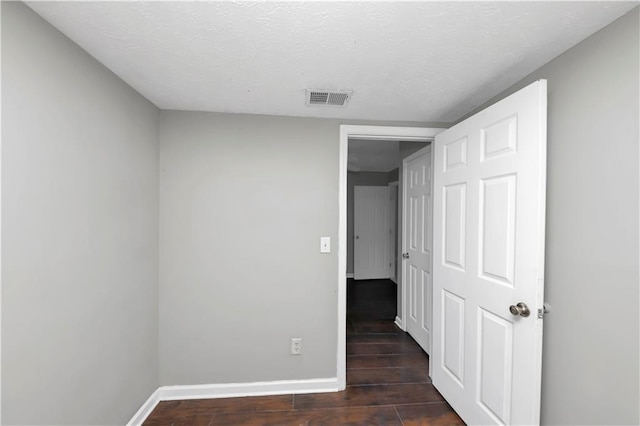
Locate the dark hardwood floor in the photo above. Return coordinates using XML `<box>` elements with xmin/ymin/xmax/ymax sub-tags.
<box><xmin>143</xmin><ymin>279</ymin><xmax>464</xmax><ymax>425</ymax></box>
<box><xmin>346</xmin><ymin>278</ymin><xmax>397</xmax><ymax>321</ymax></box>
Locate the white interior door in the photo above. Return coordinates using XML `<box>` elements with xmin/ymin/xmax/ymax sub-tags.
<box><xmin>389</xmin><ymin>182</ymin><xmax>398</xmax><ymax>283</ymax></box>
<box><xmin>354</xmin><ymin>186</ymin><xmax>390</xmax><ymax>280</ymax></box>
<box><xmin>432</xmin><ymin>80</ymin><xmax>547</xmax><ymax>425</ymax></box>
<box><xmin>403</xmin><ymin>146</ymin><xmax>432</xmax><ymax>354</ymax></box>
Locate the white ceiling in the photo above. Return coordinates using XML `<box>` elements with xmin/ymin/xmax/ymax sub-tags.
<box><xmin>26</xmin><ymin>1</ymin><xmax>637</xmax><ymax>123</ymax></box>
<box><xmin>348</xmin><ymin>139</ymin><xmax>400</xmax><ymax>172</ymax></box>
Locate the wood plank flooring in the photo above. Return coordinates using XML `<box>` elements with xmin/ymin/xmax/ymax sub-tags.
<box><xmin>346</xmin><ymin>279</ymin><xmax>397</xmax><ymax>321</ymax></box>
<box><xmin>144</xmin><ymin>280</ymin><xmax>465</xmax><ymax>425</ymax></box>
<box><xmin>144</xmin><ymin>318</ymin><xmax>464</xmax><ymax>425</ymax></box>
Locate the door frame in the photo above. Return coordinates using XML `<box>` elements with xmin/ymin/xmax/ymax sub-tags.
<box><xmin>337</xmin><ymin>125</ymin><xmax>444</xmax><ymax>389</ymax></box>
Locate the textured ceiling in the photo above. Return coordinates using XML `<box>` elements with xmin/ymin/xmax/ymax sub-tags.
<box><xmin>26</xmin><ymin>1</ymin><xmax>637</xmax><ymax>122</ymax></box>
<box><xmin>349</xmin><ymin>139</ymin><xmax>399</xmax><ymax>172</ymax></box>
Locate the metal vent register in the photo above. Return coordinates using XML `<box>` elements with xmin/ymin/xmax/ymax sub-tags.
<box><xmin>306</xmin><ymin>89</ymin><xmax>352</xmax><ymax>107</ymax></box>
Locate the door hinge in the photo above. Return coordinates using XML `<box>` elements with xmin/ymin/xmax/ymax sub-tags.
<box><xmin>537</xmin><ymin>303</ymin><xmax>551</xmax><ymax>319</ymax></box>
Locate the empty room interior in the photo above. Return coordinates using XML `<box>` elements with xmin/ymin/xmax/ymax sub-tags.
<box><xmin>2</xmin><ymin>2</ymin><xmax>639</xmax><ymax>425</ymax></box>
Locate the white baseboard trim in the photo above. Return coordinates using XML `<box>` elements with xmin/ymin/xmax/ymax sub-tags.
<box><xmin>158</xmin><ymin>377</ymin><xmax>339</xmax><ymax>401</ymax></box>
<box><xmin>346</xmin><ymin>273</ymin><xmax>354</xmax><ymax>278</ymax></box>
<box><xmin>395</xmin><ymin>316</ymin><xmax>404</xmax><ymax>330</ymax></box>
<box><xmin>127</xmin><ymin>388</ymin><xmax>160</xmax><ymax>426</ymax></box>
<box><xmin>128</xmin><ymin>377</ymin><xmax>339</xmax><ymax>425</ymax></box>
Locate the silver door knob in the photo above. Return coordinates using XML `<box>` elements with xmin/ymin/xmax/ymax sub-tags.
<box><xmin>402</xmin><ymin>253</ymin><xmax>410</xmax><ymax>259</ymax></box>
<box><xmin>509</xmin><ymin>302</ymin><xmax>530</xmax><ymax>317</ymax></box>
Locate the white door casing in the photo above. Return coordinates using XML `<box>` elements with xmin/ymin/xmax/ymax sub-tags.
<box><xmin>338</xmin><ymin>126</ymin><xmax>444</xmax><ymax>390</ymax></box>
<box><xmin>402</xmin><ymin>146</ymin><xmax>433</xmax><ymax>354</ymax></box>
<box><xmin>432</xmin><ymin>80</ymin><xmax>547</xmax><ymax>425</ymax></box>
<box><xmin>354</xmin><ymin>186</ymin><xmax>391</xmax><ymax>280</ymax></box>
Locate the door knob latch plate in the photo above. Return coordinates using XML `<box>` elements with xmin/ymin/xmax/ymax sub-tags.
<box><xmin>537</xmin><ymin>303</ymin><xmax>551</xmax><ymax>319</ymax></box>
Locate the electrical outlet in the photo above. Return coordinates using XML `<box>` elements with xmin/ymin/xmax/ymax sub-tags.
<box><xmin>291</xmin><ymin>338</ymin><xmax>302</xmax><ymax>355</ymax></box>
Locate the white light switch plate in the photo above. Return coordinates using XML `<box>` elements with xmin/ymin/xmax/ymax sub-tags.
<box><xmin>320</xmin><ymin>237</ymin><xmax>331</xmax><ymax>253</ymax></box>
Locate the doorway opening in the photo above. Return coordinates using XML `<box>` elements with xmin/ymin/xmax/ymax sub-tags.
<box><xmin>347</xmin><ymin>138</ymin><xmax>400</xmax><ymax>323</ymax></box>
<box><xmin>337</xmin><ymin>125</ymin><xmax>444</xmax><ymax>389</ymax></box>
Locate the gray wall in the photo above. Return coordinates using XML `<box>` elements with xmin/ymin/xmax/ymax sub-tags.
<box><xmin>157</xmin><ymin>112</ymin><xmax>441</xmax><ymax>385</ymax></box>
<box><xmin>387</xmin><ymin>168</ymin><xmax>399</xmax><ymax>183</ymax></box>
<box><xmin>2</xmin><ymin>3</ymin><xmax>160</xmax><ymax>425</ymax></box>
<box><xmin>347</xmin><ymin>171</ymin><xmax>392</xmax><ymax>274</ymax></box>
<box><xmin>5</xmin><ymin>2</ymin><xmax>633</xmax><ymax>424</ymax></box>
<box><xmin>457</xmin><ymin>7</ymin><xmax>639</xmax><ymax>425</ymax></box>
<box><xmin>158</xmin><ymin>112</ymin><xmax>339</xmax><ymax>384</ymax></box>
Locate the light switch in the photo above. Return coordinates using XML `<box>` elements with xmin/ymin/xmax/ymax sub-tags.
<box><xmin>320</xmin><ymin>237</ymin><xmax>331</xmax><ymax>253</ymax></box>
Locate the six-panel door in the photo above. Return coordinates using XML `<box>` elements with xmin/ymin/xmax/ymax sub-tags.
<box><xmin>432</xmin><ymin>80</ymin><xmax>547</xmax><ymax>425</ymax></box>
<box><xmin>404</xmin><ymin>146</ymin><xmax>432</xmax><ymax>354</ymax></box>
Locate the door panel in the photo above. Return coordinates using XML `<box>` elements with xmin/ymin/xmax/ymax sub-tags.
<box><xmin>354</xmin><ymin>186</ymin><xmax>391</xmax><ymax>280</ymax></box>
<box><xmin>403</xmin><ymin>146</ymin><xmax>432</xmax><ymax>354</ymax></box>
<box><xmin>410</xmin><ymin>196</ymin><xmax>418</xmax><ymax>250</ymax></box>
<box><xmin>409</xmin><ymin>265</ymin><xmax>417</xmax><ymax>320</ymax></box>
<box><xmin>443</xmin><ymin>183</ymin><xmax>466</xmax><ymax>270</ymax></box>
<box><xmin>480</xmin><ymin>175</ymin><xmax>516</xmax><ymax>285</ymax></box>
<box><xmin>442</xmin><ymin>290</ymin><xmax>464</xmax><ymax>386</ymax></box>
<box><xmin>444</xmin><ymin>137</ymin><xmax>468</xmax><ymax>171</ymax></box>
<box><xmin>477</xmin><ymin>308</ymin><xmax>513</xmax><ymax>424</ymax></box>
<box><xmin>421</xmin><ymin>270</ymin><xmax>431</xmax><ymax>333</ymax></box>
<box><xmin>432</xmin><ymin>80</ymin><xmax>547</xmax><ymax>425</ymax></box>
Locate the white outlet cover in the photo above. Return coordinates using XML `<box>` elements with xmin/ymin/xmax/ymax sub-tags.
<box><xmin>291</xmin><ymin>338</ymin><xmax>302</xmax><ymax>355</ymax></box>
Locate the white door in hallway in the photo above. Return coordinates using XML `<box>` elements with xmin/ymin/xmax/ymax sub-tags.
<box><xmin>389</xmin><ymin>182</ymin><xmax>398</xmax><ymax>282</ymax></box>
<box><xmin>354</xmin><ymin>186</ymin><xmax>391</xmax><ymax>280</ymax></box>
<box><xmin>403</xmin><ymin>145</ymin><xmax>432</xmax><ymax>354</ymax></box>
<box><xmin>432</xmin><ymin>80</ymin><xmax>547</xmax><ymax>425</ymax></box>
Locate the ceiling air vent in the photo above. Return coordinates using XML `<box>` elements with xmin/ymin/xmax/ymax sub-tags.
<box><xmin>306</xmin><ymin>89</ymin><xmax>352</xmax><ymax>107</ymax></box>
